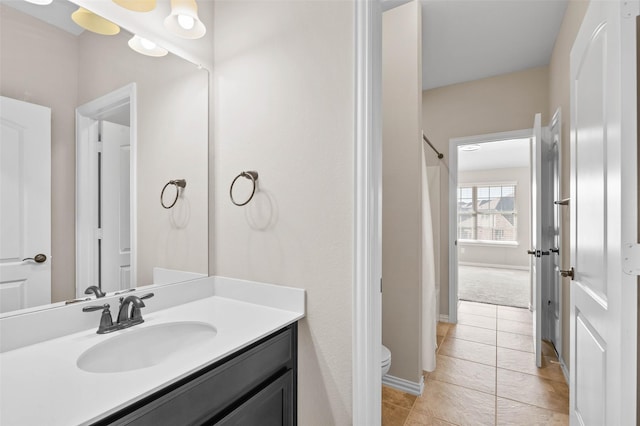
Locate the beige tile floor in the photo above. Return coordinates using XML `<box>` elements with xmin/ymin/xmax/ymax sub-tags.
<box><xmin>382</xmin><ymin>301</ymin><xmax>569</xmax><ymax>426</ymax></box>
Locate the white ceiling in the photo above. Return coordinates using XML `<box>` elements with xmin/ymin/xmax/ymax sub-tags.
<box><xmin>458</xmin><ymin>138</ymin><xmax>530</xmax><ymax>172</ymax></box>
<box><xmin>10</xmin><ymin>0</ymin><xmax>568</xmax><ymax>91</ymax></box>
<box><xmin>421</xmin><ymin>0</ymin><xmax>568</xmax><ymax>90</ymax></box>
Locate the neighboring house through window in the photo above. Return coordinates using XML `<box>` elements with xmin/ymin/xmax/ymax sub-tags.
<box><xmin>457</xmin><ymin>184</ymin><xmax>517</xmax><ymax>242</ymax></box>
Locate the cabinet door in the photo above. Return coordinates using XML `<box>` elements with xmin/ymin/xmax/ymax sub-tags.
<box><xmin>215</xmin><ymin>370</ymin><xmax>294</xmax><ymax>426</ymax></box>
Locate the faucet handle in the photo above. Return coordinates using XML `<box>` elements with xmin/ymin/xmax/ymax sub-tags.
<box><xmin>82</xmin><ymin>303</ymin><xmax>110</xmax><ymax>312</ymax></box>
<box><xmin>140</xmin><ymin>293</ymin><xmax>154</xmax><ymax>300</ymax></box>
<box><xmin>83</xmin><ymin>304</ymin><xmax>116</xmax><ymax>334</ymax></box>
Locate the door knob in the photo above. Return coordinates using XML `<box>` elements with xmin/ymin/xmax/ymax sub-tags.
<box><xmin>560</xmin><ymin>267</ymin><xmax>574</xmax><ymax>280</ymax></box>
<box><xmin>22</xmin><ymin>254</ymin><xmax>47</xmax><ymax>263</ymax></box>
<box><xmin>549</xmin><ymin>248</ymin><xmax>560</xmax><ymax>254</ymax></box>
<box><xmin>527</xmin><ymin>249</ymin><xmax>545</xmax><ymax>257</ymax></box>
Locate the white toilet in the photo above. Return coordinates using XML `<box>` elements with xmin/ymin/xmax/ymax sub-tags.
<box><xmin>381</xmin><ymin>345</ymin><xmax>391</xmax><ymax>377</ymax></box>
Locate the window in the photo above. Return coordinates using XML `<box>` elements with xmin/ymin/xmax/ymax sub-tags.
<box><xmin>457</xmin><ymin>184</ymin><xmax>517</xmax><ymax>242</ymax></box>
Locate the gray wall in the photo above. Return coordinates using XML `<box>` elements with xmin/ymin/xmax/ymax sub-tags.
<box><xmin>382</xmin><ymin>0</ymin><xmax>424</xmax><ymax>384</ymax></box>
<box><xmin>211</xmin><ymin>1</ymin><xmax>355</xmax><ymax>423</ymax></box>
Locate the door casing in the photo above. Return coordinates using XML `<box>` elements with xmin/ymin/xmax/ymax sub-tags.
<box><xmin>448</xmin><ymin>128</ymin><xmax>534</xmax><ymax>323</ymax></box>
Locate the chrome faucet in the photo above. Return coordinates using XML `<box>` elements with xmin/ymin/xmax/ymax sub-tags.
<box><xmin>83</xmin><ymin>293</ymin><xmax>154</xmax><ymax>334</ymax></box>
<box><xmin>84</xmin><ymin>285</ymin><xmax>106</xmax><ymax>298</ymax></box>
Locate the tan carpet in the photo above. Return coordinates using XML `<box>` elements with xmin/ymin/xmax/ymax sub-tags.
<box><xmin>458</xmin><ymin>265</ymin><xmax>530</xmax><ymax>308</ymax></box>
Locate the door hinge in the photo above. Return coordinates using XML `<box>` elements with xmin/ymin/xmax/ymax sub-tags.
<box><xmin>622</xmin><ymin>243</ymin><xmax>640</xmax><ymax>275</ymax></box>
<box><xmin>96</xmin><ymin>141</ymin><xmax>103</xmax><ymax>153</ymax></box>
<box><xmin>95</xmin><ymin>228</ymin><xmax>103</xmax><ymax>240</ymax></box>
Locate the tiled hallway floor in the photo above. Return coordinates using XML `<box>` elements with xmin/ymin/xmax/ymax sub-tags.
<box><xmin>382</xmin><ymin>301</ymin><xmax>569</xmax><ymax>425</ymax></box>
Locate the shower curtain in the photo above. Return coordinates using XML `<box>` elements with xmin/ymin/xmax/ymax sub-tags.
<box><xmin>421</xmin><ymin>144</ymin><xmax>438</xmax><ymax>372</ymax></box>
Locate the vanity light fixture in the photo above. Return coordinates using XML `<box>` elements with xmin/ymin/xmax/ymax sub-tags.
<box><xmin>113</xmin><ymin>0</ymin><xmax>156</xmax><ymax>13</ymax></box>
<box><xmin>71</xmin><ymin>7</ymin><xmax>120</xmax><ymax>35</ymax></box>
<box><xmin>128</xmin><ymin>35</ymin><xmax>168</xmax><ymax>57</ymax></box>
<box><xmin>460</xmin><ymin>144</ymin><xmax>481</xmax><ymax>152</ymax></box>
<box><xmin>164</xmin><ymin>0</ymin><xmax>206</xmax><ymax>39</ymax></box>
<box><xmin>23</xmin><ymin>0</ymin><xmax>53</xmax><ymax>5</ymax></box>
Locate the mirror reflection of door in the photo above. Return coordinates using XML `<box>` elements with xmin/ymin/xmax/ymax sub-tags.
<box><xmin>0</xmin><ymin>96</ymin><xmax>51</xmax><ymax>313</ymax></box>
<box><xmin>76</xmin><ymin>88</ymin><xmax>134</xmax><ymax>298</ymax></box>
<box><xmin>100</xmin><ymin>119</ymin><xmax>131</xmax><ymax>294</ymax></box>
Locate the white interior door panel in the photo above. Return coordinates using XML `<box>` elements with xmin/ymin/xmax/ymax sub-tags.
<box><xmin>569</xmin><ymin>1</ymin><xmax>638</xmax><ymax>424</ymax></box>
<box><xmin>0</xmin><ymin>96</ymin><xmax>51</xmax><ymax>313</ymax></box>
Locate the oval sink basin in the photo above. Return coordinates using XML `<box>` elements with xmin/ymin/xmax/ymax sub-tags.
<box><xmin>77</xmin><ymin>321</ymin><xmax>217</xmax><ymax>373</ymax></box>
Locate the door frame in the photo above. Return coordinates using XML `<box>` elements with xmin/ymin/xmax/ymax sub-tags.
<box><xmin>619</xmin><ymin>4</ymin><xmax>639</xmax><ymax>418</ymax></box>
<box><xmin>448</xmin><ymin>128</ymin><xmax>533</xmax><ymax>323</ymax></box>
<box><xmin>353</xmin><ymin>0</ymin><xmax>383</xmax><ymax>424</ymax></box>
<box><xmin>75</xmin><ymin>83</ymin><xmax>137</xmax><ymax>298</ymax></box>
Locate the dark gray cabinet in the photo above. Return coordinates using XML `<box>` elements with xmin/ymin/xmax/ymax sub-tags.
<box><xmin>94</xmin><ymin>323</ymin><xmax>297</xmax><ymax>426</ymax></box>
<box><xmin>216</xmin><ymin>370</ymin><xmax>293</xmax><ymax>426</ymax></box>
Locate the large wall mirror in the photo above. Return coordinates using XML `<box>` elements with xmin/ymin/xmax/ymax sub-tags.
<box><xmin>0</xmin><ymin>0</ymin><xmax>209</xmax><ymax>316</ymax></box>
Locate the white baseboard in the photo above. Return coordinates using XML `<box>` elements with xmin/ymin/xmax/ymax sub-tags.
<box><xmin>382</xmin><ymin>374</ymin><xmax>424</xmax><ymax>396</ymax></box>
<box><xmin>458</xmin><ymin>261</ymin><xmax>529</xmax><ymax>271</ymax></box>
<box><xmin>439</xmin><ymin>314</ymin><xmax>450</xmax><ymax>323</ymax></box>
<box><xmin>559</xmin><ymin>355</ymin><xmax>569</xmax><ymax>384</ymax></box>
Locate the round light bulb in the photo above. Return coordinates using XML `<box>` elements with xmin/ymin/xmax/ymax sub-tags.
<box><xmin>139</xmin><ymin>38</ymin><xmax>156</xmax><ymax>50</ymax></box>
<box><xmin>177</xmin><ymin>14</ymin><xmax>195</xmax><ymax>30</ymax></box>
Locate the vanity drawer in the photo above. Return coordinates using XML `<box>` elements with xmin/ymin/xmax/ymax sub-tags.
<box><xmin>102</xmin><ymin>325</ymin><xmax>296</xmax><ymax>426</ymax></box>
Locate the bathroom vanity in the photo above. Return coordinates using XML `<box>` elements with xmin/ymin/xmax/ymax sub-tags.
<box><xmin>0</xmin><ymin>277</ymin><xmax>305</xmax><ymax>425</ymax></box>
<box><xmin>97</xmin><ymin>324</ymin><xmax>297</xmax><ymax>425</ymax></box>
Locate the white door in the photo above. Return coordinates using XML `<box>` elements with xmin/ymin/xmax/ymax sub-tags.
<box><xmin>569</xmin><ymin>1</ymin><xmax>638</xmax><ymax>424</ymax></box>
<box><xmin>100</xmin><ymin>121</ymin><xmax>131</xmax><ymax>293</ymax></box>
<box><xmin>529</xmin><ymin>113</ymin><xmax>543</xmax><ymax>368</ymax></box>
<box><xmin>547</xmin><ymin>108</ymin><xmax>562</xmax><ymax>355</ymax></box>
<box><xmin>0</xmin><ymin>96</ymin><xmax>51</xmax><ymax>313</ymax></box>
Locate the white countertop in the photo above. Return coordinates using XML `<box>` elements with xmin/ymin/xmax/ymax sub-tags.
<box><xmin>0</xmin><ymin>277</ymin><xmax>305</xmax><ymax>426</ymax></box>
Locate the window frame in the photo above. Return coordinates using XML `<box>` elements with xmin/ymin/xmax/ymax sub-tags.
<box><xmin>457</xmin><ymin>181</ymin><xmax>519</xmax><ymax>246</ymax></box>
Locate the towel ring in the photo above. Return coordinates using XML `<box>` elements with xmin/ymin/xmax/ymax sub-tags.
<box><xmin>230</xmin><ymin>171</ymin><xmax>259</xmax><ymax>206</ymax></box>
<box><xmin>161</xmin><ymin>179</ymin><xmax>187</xmax><ymax>209</ymax></box>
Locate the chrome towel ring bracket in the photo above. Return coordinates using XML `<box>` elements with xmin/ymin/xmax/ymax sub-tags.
<box><xmin>230</xmin><ymin>171</ymin><xmax>259</xmax><ymax>206</ymax></box>
<box><xmin>161</xmin><ymin>179</ymin><xmax>187</xmax><ymax>209</ymax></box>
